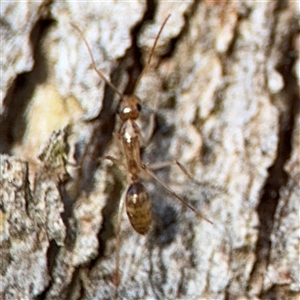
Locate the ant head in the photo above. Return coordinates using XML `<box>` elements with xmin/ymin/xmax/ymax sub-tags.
<box><xmin>117</xmin><ymin>95</ymin><xmax>142</xmax><ymax>121</ymax></box>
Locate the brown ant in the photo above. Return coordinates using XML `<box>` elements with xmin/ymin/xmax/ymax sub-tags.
<box><xmin>72</xmin><ymin>14</ymin><xmax>212</xmax><ymax>295</ymax></box>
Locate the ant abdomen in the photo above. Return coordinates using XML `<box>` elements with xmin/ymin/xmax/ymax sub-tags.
<box><xmin>126</xmin><ymin>182</ymin><xmax>151</xmax><ymax>235</ymax></box>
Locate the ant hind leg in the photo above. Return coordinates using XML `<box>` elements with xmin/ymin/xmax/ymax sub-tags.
<box><xmin>141</xmin><ymin>163</ymin><xmax>213</xmax><ymax>225</ymax></box>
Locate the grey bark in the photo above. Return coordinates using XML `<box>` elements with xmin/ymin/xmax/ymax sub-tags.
<box><xmin>1</xmin><ymin>1</ymin><xmax>299</xmax><ymax>300</ymax></box>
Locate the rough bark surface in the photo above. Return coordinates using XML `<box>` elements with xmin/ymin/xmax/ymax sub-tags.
<box><xmin>0</xmin><ymin>1</ymin><xmax>299</xmax><ymax>300</ymax></box>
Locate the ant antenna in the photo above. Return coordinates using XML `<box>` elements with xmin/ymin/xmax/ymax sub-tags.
<box><xmin>71</xmin><ymin>14</ymin><xmax>170</xmax><ymax>99</ymax></box>
<box><xmin>70</xmin><ymin>23</ymin><xmax>123</xmax><ymax>98</ymax></box>
<box><xmin>133</xmin><ymin>14</ymin><xmax>171</xmax><ymax>94</ymax></box>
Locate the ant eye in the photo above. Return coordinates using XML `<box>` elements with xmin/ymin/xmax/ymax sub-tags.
<box><xmin>136</xmin><ymin>103</ymin><xmax>142</xmax><ymax>111</ymax></box>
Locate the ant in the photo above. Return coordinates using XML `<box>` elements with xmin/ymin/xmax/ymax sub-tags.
<box><xmin>72</xmin><ymin>14</ymin><xmax>213</xmax><ymax>295</ymax></box>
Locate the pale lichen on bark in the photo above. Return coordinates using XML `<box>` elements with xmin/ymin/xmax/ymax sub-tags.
<box><xmin>0</xmin><ymin>1</ymin><xmax>299</xmax><ymax>300</ymax></box>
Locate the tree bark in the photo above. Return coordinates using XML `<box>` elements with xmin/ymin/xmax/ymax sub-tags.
<box><xmin>1</xmin><ymin>1</ymin><xmax>299</xmax><ymax>300</ymax></box>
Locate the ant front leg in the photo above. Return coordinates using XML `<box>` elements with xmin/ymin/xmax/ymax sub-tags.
<box><xmin>141</xmin><ymin>111</ymin><xmax>156</xmax><ymax>148</ymax></box>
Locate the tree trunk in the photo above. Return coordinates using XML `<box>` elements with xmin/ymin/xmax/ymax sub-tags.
<box><xmin>1</xmin><ymin>1</ymin><xmax>299</xmax><ymax>300</ymax></box>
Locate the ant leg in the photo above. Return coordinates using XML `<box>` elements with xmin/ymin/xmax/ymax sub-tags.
<box><xmin>98</xmin><ymin>155</ymin><xmax>127</xmax><ymax>171</ymax></box>
<box><xmin>147</xmin><ymin>160</ymin><xmax>225</xmax><ymax>192</ymax></box>
<box><xmin>142</xmin><ymin>112</ymin><xmax>156</xmax><ymax>148</ymax></box>
<box><xmin>147</xmin><ymin>160</ymin><xmax>175</xmax><ymax>171</ymax></box>
<box><xmin>148</xmin><ymin>160</ymin><xmax>203</xmax><ymax>181</ymax></box>
<box><xmin>113</xmin><ymin>185</ymin><xmax>128</xmax><ymax>298</ymax></box>
<box><xmin>141</xmin><ymin>163</ymin><xmax>213</xmax><ymax>225</ymax></box>
<box><xmin>98</xmin><ymin>153</ymin><xmax>128</xmax><ymax>298</ymax></box>
<box><xmin>113</xmin><ymin>132</ymin><xmax>123</xmax><ymax>150</ymax></box>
